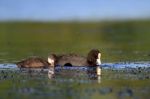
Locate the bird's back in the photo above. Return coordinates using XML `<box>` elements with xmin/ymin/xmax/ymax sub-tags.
<box><xmin>16</xmin><ymin>57</ymin><xmax>50</xmax><ymax>68</ymax></box>
<box><xmin>57</xmin><ymin>54</ymin><xmax>87</xmax><ymax>66</ymax></box>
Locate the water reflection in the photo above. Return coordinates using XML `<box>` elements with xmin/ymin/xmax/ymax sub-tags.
<box><xmin>48</xmin><ymin>66</ymin><xmax>102</xmax><ymax>84</ymax></box>
<box><xmin>0</xmin><ymin>63</ymin><xmax>149</xmax><ymax>99</ymax></box>
<box><xmin>48</xmin><ymin>67</ymin><xmax>55</xmax><ymax>79</ymax></box>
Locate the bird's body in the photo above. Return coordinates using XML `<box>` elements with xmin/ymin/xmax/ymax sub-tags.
<box><xmin>16</xmin><ymin>49</ymin><xmax>102</xmax><ymax>76</ymax></box>
<box><xmin>56</xmin><ymin>54</ymin><xmax>87</xmax><ymax>66</ymax></box>
<box><xmin>16</xmin><ymin>57</ymin><xmax>50</xmax><ymax>68</ymax></box>
<box><xmin>52</xmin><ymin>49</ymin><xmax>101</xmax><ymax>67</ymax></box>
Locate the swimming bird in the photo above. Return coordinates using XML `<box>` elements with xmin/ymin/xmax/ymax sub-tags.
<box><xmin>17</xmin><ymin>49</ymin><xmax>101</xmax><ymax>75</ymax></box>
<box><xmin>16</xmin><ymin>54</ymin><xmax>56</xmax><ymax>68</ymax></box>
<box><xmin>49</xmin><ymin>49</ymin><xmax>102</xmax><ymax>75</ymax></box>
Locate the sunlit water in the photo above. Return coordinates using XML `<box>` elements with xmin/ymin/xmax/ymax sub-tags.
<box><xmin>1</xmin><ymin>62</ymin><xmax>150</xmax><ymax>69</ymax></box>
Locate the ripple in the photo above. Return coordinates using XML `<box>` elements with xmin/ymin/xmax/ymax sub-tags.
<box><xmin>0</xmin><ymin>64</ymin><xmax>18</xmax><ymax>69</ymax></box>
<box><xmin>0</xmin><ymin>62</ymin><xmax>150</xmax><ymax>70</ymax></box>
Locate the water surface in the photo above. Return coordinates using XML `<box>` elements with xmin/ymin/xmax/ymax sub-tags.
<box><xmin>0</xmin><ymin>21</ymin><xmax>150</xmax><ymax>99</ymax></box>
<box><xmin>0</xmin><ymin>62</ymin><xmax>150</xmax><ymax>99</ymax></box>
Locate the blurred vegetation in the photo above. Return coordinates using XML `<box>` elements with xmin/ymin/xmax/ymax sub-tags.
<box><xmin>0</xmin><ymin>20</ymin><xmax>150</xmax><ymax>62</ymax></box>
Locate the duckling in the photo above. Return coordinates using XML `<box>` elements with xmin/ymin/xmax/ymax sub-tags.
<box><xmin>16</xmin><ymin>54</ymin><xmax>56</xmax><ymax>68</ymax></box>
<box><xmin>49</xmin><ymin>49</ymin><xmax>102</xmax><ymax>75</ymax></box>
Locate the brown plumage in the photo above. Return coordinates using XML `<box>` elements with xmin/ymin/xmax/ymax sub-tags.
<box><xmin>48</xmin><ymin>49</ymin><xmax>102</xmax><ymax>76</ymax></box>
<box><xmin>16</xmin><ymin>57</ymin><xmax>50</xmax><ymax>68</ymax></box>
<box><xmin>55</xmin><ymin>54</ymin><xmax>87</xmax><ymax>66</ymax></box>
<box><xmin>16</xmin><ymin>49</ymin><xmax>101</xmax><ymax>68</ymax></box>
<box><xmin>49</xmin><ymin>49</ymin><xmax>101</xmax><ymax>67</ymax></box>
<box><xmin>87</xmin><ymin>49</ymin><xmax>101</xmax><ymax>66</ymax></box>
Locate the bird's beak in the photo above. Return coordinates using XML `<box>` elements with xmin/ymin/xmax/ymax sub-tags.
<box><xmin>96</xmin><ymin>59</ymin><xmax>101</xmax><ymax>66</ymax></box>
<box><xmin>48</xmin><ymin>58</ymin><xmax>55</xmax><ymax>67</ymax></box>
<box><xmin>96</xmin><ymin>53</ymin><xmax>101</xmax><ymax>66</ymax></box>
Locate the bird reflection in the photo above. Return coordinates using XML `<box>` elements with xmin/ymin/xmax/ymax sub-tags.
<box><xmin>47</xmin><ymin>66</ymin><xmax>101</xmax><ymax>84</ymax></box>
<box><xmin>48</xmin><ymin>67</ymin><xmax>55</xmax><ymax>79</ymax></box>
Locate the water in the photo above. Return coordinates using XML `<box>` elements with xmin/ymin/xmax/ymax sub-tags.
<box><xmin>0</xmin><ymin>63</ymin><xmax>150</xmax><ymax>99</ymax></box>
<box><xmin>1</xmin><ymin>62</ymin><xmax>150</xmax><ymax>69</ymax></box>
<box><xmin>0</xmin><ymin>21</ymin><xmax>150</xmax><ymax>99</ymax></box>
<box><xmin>0</xmin><ymin>21</ymin><xmax>150</xmax><ymax>63</ymax></box>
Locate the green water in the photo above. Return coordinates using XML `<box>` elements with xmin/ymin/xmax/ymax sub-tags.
<box><xmin>0</xmin><ymin>20</ymin><xmax>150</xmax><ymax>99</ymax></box>
<box><xmin>0</xmin><ymin>68</ymin><xmax>150</xmax><ymax>99</ymax></box>
<box><xmin>0</xmin><ymin>20</ymin><xmax>150</xmax><ymax>63</ymax></box>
